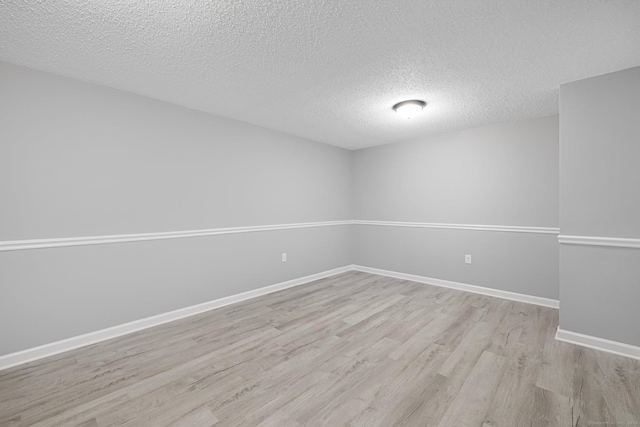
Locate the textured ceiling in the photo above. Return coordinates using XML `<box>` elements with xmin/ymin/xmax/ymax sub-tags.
<box><xmin>1</xmin><ymin>1</ymin><xmax>639</xmax><ymax>150</ymax></box>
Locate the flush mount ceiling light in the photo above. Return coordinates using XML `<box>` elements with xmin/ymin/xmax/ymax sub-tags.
<box><xmin>393</xmin><ymin>100</ymin><xmax>427</xmax><ymax>119</ymax></box>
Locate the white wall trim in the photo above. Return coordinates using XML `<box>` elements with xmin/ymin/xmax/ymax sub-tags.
<box><xmin>558</xmin><ymin>234</ymin><xmax>640</xmax><ymax>249</ymax></box>
<box><xmin>0</xmin><ymin>263</ymin><xmax>565</xmax><ymax>371</ymax></box>
<box><xmin>355</xmin><ymin>220</ymin><xmax>559</xmax><ymax>235</ymax></box>
<box><xmin>0</xmin><ymin>220</ymin><xmax>353</xmax><ymax>252</ymax></box>
<box><xmin>3</xmin><ymin>259</ymin><xmax>636</xmax><ymax>370</ymax></box>
<box><xmin>0</xmin><ymin>220</ymin><xmax>560</xmax><ymax>252</ymax></box>
<box><xmin>0</xmin><ymin>265</ymin><xmax>353</xmax><ymax>372</ymax></box>
<box><xmin>556</xmin><ymin>328</ymin><xmax>640</xmax><ymax>361</ymax></box>
<box><xmin>352</xmin><ymin>265</ymin><xmax>559</xmax><ymax>309</ymax></box>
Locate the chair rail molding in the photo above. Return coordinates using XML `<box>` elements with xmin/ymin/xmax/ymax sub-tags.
<box><xmin>0</xmin><ymin>220</ymin><xmax>353</xmax><ymax>252</ymax></box>
<box><xmin>354</xmin><ymin>220</ymin><xmax>559</xmax><ymax>234</ymax></box>
<box><xmin>558</xmin><ymin>235</ymin><xmax>640</xmax><ymax>249</ymax></box>
<box><xmin>0</xmin><ymin>220</ymin><xmax>562</xmax><ymax>252</ymax></box>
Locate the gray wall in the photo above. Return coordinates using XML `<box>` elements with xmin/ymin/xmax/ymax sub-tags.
<box><xmin>0</xmin><ymin>227</ymin><xmax>351</xmax><ymax>354</ymax></box>
<box><xmin>0</xmin><ymin>62</ymin><xmax>351</xmax><ymax>240</ymax></box>
<box><xmin>559</xmin><ymin>67</ymin><xmax>640</xmax><ymax>346</ymax></box>
<box><xmin>0</xmin><ymin>61</ymin><xmax>353</xmax><ymax>356</ymax></box>
<box><xmin>12</xmin><ymin>59</ymin><xmax>637</xmax><ymax>356</ymax></box>
<box><xmin>353</xmin><ymin>116</ymin><xmax>560</xmax><ymax>299</ymax></box>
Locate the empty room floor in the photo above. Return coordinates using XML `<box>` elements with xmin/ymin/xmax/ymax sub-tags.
<box><xmin>1</xmin><ymin>271</ymin><xmax>639</xmax><ymax>426</ymax></box>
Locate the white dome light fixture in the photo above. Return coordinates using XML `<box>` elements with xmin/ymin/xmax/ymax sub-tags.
<box><xmin>393</xmin><ymin>100</ymin><xmax>426</xmax><ymax>119</ymax></box>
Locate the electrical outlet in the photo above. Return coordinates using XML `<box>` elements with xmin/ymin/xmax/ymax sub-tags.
<box><xmin>465</xmin><ymin>254</ymin><xmax>472</xmax><ymax>264</ymax></box>
<box><xmin>282</xmin><ymin>252</ymin><xmax>287</xmax><ymax>262</ymax></box>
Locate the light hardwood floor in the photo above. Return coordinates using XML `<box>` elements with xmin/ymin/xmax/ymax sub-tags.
<box><xmin>1</xmin><ymin>271</ymin><xmax>639</xmax><ymax>426</ymax></box>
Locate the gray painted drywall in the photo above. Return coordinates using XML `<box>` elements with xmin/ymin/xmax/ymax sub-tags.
<box><xmin>559</xmin><ymin>66</ymin><xmax>640</xmax><ymax>346</ymax></box>
<box><xmin>354</xmin><ymin>115</ymin><xmax>559</xmax><ymax>226</ymax></box>
<box><xmin>0</xmin><ymin>61</ymin><xmax>352</xmax><ymax>240</ymax></box>
<box><xmin>0</xmin><ymin>61</ymin><xmax>353</xmax><ymax>355</ymax></box>
<box><xmin>560</xmin><ymin>245</ymin><xmax>640</xmax><ymax>346</ymax></box>
<box><xmin>353</xmin><ymin>116</ymin><xmax>560</xmax><ymax>299</ymax></box>
<box><xmin>354</xmin><ymin>225</ymin><xmax>559</xmax><ymax>299</ymax></box>
<box><xmin>0</xmin><ymin>226</ymin><xmax>351</xmax><ymax>355</ymax></box>
<box><xmin>560</xmin><ymin>67</ymin><xmax>640</xmax><ymax>238</ymax></box>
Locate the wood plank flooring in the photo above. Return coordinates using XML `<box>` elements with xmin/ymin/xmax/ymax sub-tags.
<box><xmin>1</xmin><ymin>271</ymin><xmax>639</xmax><ymax>426</ymax></box>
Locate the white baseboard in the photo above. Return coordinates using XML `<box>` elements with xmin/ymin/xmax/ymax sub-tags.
<box><xmin>0</xmin><ymin>265</ymin><xmax>353</xmax><ymax>372</ymax></box>
<box><xmin>555</xmin><ymin>328</ymin><xmax>640</xmax><ymax>360</ymax></box>
<box><xmin>0</xmin><ymin>264</ymin><xmax>566</xmax><ymax>371</ymax></box>
<box><xmin>6</xmin><ymin>263</ymin><xmax>638</xmax><ymax>371</ymax></box>
<box><xmin>351</xmin><ymin>265</ymin><xmax>560</xmax><ymax>309</ymax></box>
